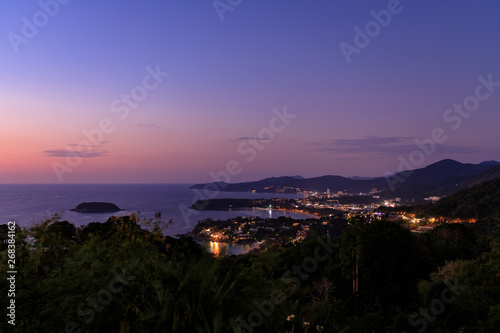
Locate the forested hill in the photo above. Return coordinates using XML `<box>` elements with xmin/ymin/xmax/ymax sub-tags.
<box><xmin>411</xmin><ymin>178</ymin><xmax>500</xmax><ymax>219</ymax></box>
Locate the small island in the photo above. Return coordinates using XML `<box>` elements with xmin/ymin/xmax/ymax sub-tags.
<box><xmin>70</xmin><ymin>202</ymin><xmax>122</xmax><ymax>213</ymax></box>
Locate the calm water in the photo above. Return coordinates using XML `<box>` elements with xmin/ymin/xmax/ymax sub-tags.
<box><xmin>0</xmin><ymin>184</ymin><xmax>315</xmax><ymax>241</ymax></box>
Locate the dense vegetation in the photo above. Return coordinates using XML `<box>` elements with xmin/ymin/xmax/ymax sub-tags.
<box><xmin>1</xmin><ymin>213</ymin><xmax>499</xmax><ymax>332</ymax></box>
<box><xmin>400</xmin><ymin>179</ymin><xmax>500</xmax><ymax>219</ymax></box>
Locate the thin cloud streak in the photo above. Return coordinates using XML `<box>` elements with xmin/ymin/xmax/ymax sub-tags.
<box><xmin>232</xmin><ymin>137</ymin><xmax>272</xmax><ymax>142</ymax></box>
<box><xmin>308</xmin><ymin>136</ymin><xmax>478</xmax><ymax>156</ymax></box>
<box><xmin>44</xmin><ymin>149</ymin><xmax>110</xmax><ymax>158</ymax></box>
<box><xmin>138</xmin><ymin>123</ymin><xmax>162</xmax><ymax>129</ymax></box>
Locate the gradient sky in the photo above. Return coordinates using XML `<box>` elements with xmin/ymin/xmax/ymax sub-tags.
<box><xmin>1</xmin><ymin>0</ymin><xmax>500</xmax><ymax>183</ymax></box>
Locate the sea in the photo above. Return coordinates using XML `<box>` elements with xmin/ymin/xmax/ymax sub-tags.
<box><xmin>0</xmin><ymin>184</ymin><xmax>316</xmax><ymax>254</ymax></box>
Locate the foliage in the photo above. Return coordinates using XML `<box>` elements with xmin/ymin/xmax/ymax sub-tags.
<box><xmin>0</xmin><ymin>214</ymin><xmax>499</xmax><ymax>332</ymax></box>
<box><xmin>412</xmin><ymin>179</ymin><xmax>500</xmax><ymax>219</ymax></box>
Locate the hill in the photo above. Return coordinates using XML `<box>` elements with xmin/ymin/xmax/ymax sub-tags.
<box><xmin>191</xmin><ymin>159</ymin><xmax>500</xmax><ymax>199</ymax></box>
<box><xmin>392</xmin><ymin>164</ymin><xmax>500</xmax><ymax>199</ymax></box>
<box><xmin>191</xmin><ymin>175</ymin><xmax>387</xmax><ymax>194</ymax></box>
<box><xmin>392</xmin><ymin>159</ymin><xmax>495</xmax><ymax>186</ymax></box>
<box><xmin>411</xmin><ymin>178</ymin><xmax>500</xmax><ymax>219</ymax></box>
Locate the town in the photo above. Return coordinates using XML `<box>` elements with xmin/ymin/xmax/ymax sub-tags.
<box><xmin>189</xmin><ymin>185</ymin><xmax>478</xmax><ymax>245</ymax></box>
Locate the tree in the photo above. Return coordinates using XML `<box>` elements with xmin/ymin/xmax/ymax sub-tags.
<box><xmin>339</xmin><ymin>220</ymin><xmax>422</xmax><ymax>312</ymax></box>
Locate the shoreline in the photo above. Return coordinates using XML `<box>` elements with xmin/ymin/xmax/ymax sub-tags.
<box><xmin>190</xmin><ymin>207</ymin><xmax>321</xmax><ymax>219</ymax></box>
<box><xmin>0</xmin><ymin>184</ymin><xmax>316</xmax><ymax>234</ymax></box>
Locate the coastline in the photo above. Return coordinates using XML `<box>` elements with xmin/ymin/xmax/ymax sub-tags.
<box><xmin>0</xmin><ymin>184</ymin><xmax>316</xmax><ymax>239</ymax></box>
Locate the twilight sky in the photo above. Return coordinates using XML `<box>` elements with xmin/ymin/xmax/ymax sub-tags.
<box><xmin>1</xmin><ymin>0</ymin><xmax>500</xmax><ymax>183</ymax></box>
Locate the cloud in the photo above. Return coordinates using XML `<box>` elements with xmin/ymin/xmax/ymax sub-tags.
<box><xmin>138</xmin><ymin>123</ymin><xmax>162</xmax><ymax>129</ymax></box>
<box><xmin>45</xmin><ymin>140</ymin><xmax>110</xmax><ymax>158</ymax></box>
<box><xmin>44</xmin><ymin>148</ymin><xmax>110</xmax><ymax>158</ymax></box>
<box><xmin>232</xmin><ymin>137</ymin><xmax>272</xmax><ymax>142</ymax></box>
<box><xmin>308</xmin><ymin>136</ymin><xmax>477</xmax><ymax>156</ymax></box>
<box><xmin>66</xmin><ymin>141</ymin><xmax>108</xmax><ymax>148</ymax></box>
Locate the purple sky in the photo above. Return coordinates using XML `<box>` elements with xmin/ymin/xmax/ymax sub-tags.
<box><xmin>1</xmin><ymin>0</ymin><xmax>500</xmax><ymax>183</ymax></box>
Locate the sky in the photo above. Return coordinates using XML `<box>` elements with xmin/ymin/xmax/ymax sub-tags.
<box><xmin>1</xmin><ymin>0</ymin><xmax>500</xmax><ymax>183</ymax></box>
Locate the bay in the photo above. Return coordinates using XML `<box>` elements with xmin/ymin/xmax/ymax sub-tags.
<box><xmin>0</xmin><ymin>184</ymin><xmax>316</xmax><ymax>238</ymax></box>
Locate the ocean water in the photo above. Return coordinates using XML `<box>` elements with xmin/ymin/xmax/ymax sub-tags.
<box><xmin>0</xmin><ymin>184</ymin><xmax>314</xmax><ymax>236</ymax></box>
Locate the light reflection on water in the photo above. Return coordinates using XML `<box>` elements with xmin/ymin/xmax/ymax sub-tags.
<box><xmin>210</xmin><ymin>241</ymin><xmax>221</xmax><ymax>256</ymax></box>
<box><xmin>205</xmin><ymin>241</ymin><xmax>261</xmax><ymax>256</ymax></box>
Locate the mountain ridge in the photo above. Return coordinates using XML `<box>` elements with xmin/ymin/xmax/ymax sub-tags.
<box><xmin>191</xmin><ymin>159</ymin><xmax>500</xmax><ymax>199</ymax></box>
